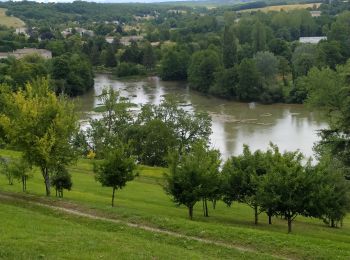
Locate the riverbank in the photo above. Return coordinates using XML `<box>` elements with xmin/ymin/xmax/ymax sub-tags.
<box><xmin>0</xmin><ymin>149</ymin><xmax>349</xmax><ymax>259</ymax></box>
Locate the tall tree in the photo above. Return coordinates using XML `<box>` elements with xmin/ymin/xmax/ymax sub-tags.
<box><xmin>0</xmin><ymin>79</ymin><xmax>78</xmax><ymax>196</ymax></box>
<box><xmin>252</xmin><ymin>20</ymin><xmax>266</xmax><ymax>53</ymax></box>
<box><xmin>142</xmin><ymin>42</ymin><xmax>156</xmax><ymax>70</ymax></box>
<box><xmin>188</xmin><ymin>49</ymin><xmax>221</xmax><ymax>93</ymax></box>
<box><xmin>222</xmin><ymin>25</ymin><xmax>238</xmax><ymax>69</ymax></box>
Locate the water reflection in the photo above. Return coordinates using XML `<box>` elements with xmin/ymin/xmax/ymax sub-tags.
<box><xmin>78</xmin><ymin>74</ymin><xmax>328</xmax><ymax>160</ymax></box>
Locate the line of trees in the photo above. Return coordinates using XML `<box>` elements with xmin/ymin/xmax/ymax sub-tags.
<box><xmin>164</xmin><ymin>142</ymin><xmax>350</xmax><ymax>233</ymax></box>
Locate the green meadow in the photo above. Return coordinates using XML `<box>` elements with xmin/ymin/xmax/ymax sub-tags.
<box><xmin>0</xmin><ymin>149</ymin><xmax>349</xmax><ymax>259</ymax></box>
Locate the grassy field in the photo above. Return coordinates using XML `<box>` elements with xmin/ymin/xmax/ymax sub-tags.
<box><xmin>0</xmin><ymin>149</ymin><xmax>350</xmax><ymax>259</ymax></box>
<box><xmin>240</xmin><ymin>3</ymin><xmax>321</xmax><ymax>13</ymax></box>
<box><xmin>0</xmin><ymin>8</ymin><xmax>25</xmax><ymax>28</ymax></box>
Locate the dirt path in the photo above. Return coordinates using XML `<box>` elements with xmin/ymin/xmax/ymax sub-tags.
<box><xmin>0</xmin><ymin>192</ymin><xmax>291</xmax><ymax>260</ymax></box>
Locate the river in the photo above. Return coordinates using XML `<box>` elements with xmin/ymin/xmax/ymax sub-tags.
<box><xmin>77</xmin><ymin>74</ymin><xmax>328</xmax><ymax>160</ymax></box>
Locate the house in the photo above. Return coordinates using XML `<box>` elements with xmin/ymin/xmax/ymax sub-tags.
<box><xmin>120</xmin><ymin>35</ymin><xmax>144</xmax><ymax>46</ymax></box>
<box><xmin>61</xmin><ymin>27</ymin><xmax>94</xmax><ymax>38</ymax></box>
<box><xmin>0</xmin><ymin>48</ymin><xmax>52</xmax><ymax>60</ymax></box>
<box><xmin>105</xmin><ymin>36</ymin><xmax>115</xmax><ymax>44</ymax></box>
<box><xmin>310</xmin><ymin>11</ymin><xmax>322</xmax><ymax>17</ymax></box>
<box><xmin>15</xmin><ymin>27</ymin><xmax>29</xmax><ymax>37</ymax></box>
<box><xmin>299</xmin><ymin>36</ymin><xmax>327</xmax><ymax>44</ymax></box>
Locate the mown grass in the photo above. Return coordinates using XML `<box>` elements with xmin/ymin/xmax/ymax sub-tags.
<box><xmin>239</xmin><ymin>3</ymin><xmax>321</xmax><ymax>13</ymax></box>
<box><xmin>0</xmin><ymin>201</ymin><xmax>269</xmax><ymax>260</ymax></box>
<box><xmin>0</xmin><ymin>149</ymin><xmax>349</xmax><ymax>259</ymax></box>
<box><xmin>0</xmin><ymin>8</ymin><xmax>25</xmax><ymax>28</ymax></box>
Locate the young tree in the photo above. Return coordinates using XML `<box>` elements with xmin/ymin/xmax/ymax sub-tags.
<box><xmin>94</xmin><ymin>146</ymin><xmax>137</xmax><ymax>207</ymax></box>
<box><xmin>51</xmin><ymin>166</ymin><xmax>72</xmax><ymax>198</ymax></box>
<box><xmin>258</xmin><ymin>146</ymin><xmax>311</xmax><ymax>233</ymax></box>
<box><xmin>222</xmin><ymin>145</ymin><xmax>269</xmax><ymax>225</ymax></box>
<box><xmin>164</xmin><ymin>142</ymin><xmax>220</xmax><ymax>219</ymax></box>
<box><xmin>11</xmin><ymin>159</ymin><xmax>32</xmax><ymax>192</ymax></box>
<box><xmin>0</xmin><ymin>79</ymin><xmax>78</xmax><ymax>196</ymax></box>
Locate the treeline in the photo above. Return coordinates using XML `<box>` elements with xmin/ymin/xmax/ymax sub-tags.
<box><xmin>165</xmin><ymin>142</ymin><xmax>349</xmax><ymax>232</ymax></box>
<box><xmin>0</xmin><ymin>53</ymin><xmax>93</xmax><ymax>96</ymax></box>
<box><xmin>156</xmin><ymin>7</ymin><xmax>350</xmax><ymax>103</ymax></box>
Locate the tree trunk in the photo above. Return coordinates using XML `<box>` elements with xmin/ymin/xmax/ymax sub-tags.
<box><xmin>331</xmin><ymin>219</ymin><xmax>335</xmax><ymax>228</ymax></box>
<box><xmin>202</xmin><ymin>199</ymin><xmax>205</xmax><ymax>216</ymax></box>
<box><xmin>111</xmin><ymin>187</ymin><xmax>116</xmax><ymax>207</ymax></box>
<box><xmin>42</xmin><ymin>168</ymin><xmax>50</xmax><ymax>196</ymax></box>
<box><xmin>212</xmin><ymin>199</ymin><xmax>216</xmax><ymax>210</ymax></box>
<box><xmin>22</xmin><ymin>176</ymin><xmax>25</xmax><ymax>192</ymax></box>
<box><xmin>189</xmin><ymin>205</ymin><xmax>193</xmax><ymax>220</ymax></box>
<box><xmin>287</xmin><ymin>216</ymin><xmax>292</xmax><ymax>233</ymax></box>
<box><xmin>254</xmin><ymin>205</ymin><xmax>258</xmax><ymax>225</ymax></box>
<box><xmin>268</xmin><ymin>214</ymin><xmax>272</xmax><ymax>225</ymax></box>
<box><xmin>204</xmin><ymin>198</ymin><xmax>208</xmax><ymax>217</ymax></box>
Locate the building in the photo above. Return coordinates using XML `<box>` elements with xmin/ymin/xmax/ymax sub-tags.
<box><xmin>61</xmin><ymin>27</ymin><xmax>94</xmax><ymax>38</ymax></box>
<box><xmin>120</xmin><ymin>35</ymin><xmax>144</xmax><ymax>46</ymax></box>
<box><xmin>105</xmin><ymin>36</ymin><xmax>115</xmax><ymax>44</ymax></box>
<box><xmin>15</xmin><ymin>27</ymin><xmax>29</xmax><ymax>37</ymax></box>
<box><xmin>0</xmin><ymin>48</ymin><xmax>52</xmax><ymax>60</ymax></box>
<box><xmin>310</xmin><ymin>11</ymin><xmax>322</xmax><ymax>17</ymax></box>
<box><xmin>299</xmin><ymin>36</ymin><xmax>327</xmax><ymax>44</ymax></box>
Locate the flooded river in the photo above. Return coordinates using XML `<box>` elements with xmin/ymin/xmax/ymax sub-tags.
<box><xmin>78</xmin><ymin>74</ymin><xmax>328</xmax><ymax>160</ymax></box>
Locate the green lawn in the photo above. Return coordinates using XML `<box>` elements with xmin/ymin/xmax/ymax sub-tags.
<box><xmin>0</xmin><ymin>149</ymin><xmax>349</xmax><ymax>259</ymax></box>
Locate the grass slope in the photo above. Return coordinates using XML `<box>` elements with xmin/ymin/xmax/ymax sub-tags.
<box><xmin>0</xmin><ymin>201</ymin><xmax>267</xmax><ymax>259</ymax></box>
<box><xmin>0</xmin><ymin>8</ymin><xmax>25</xmax><ymax>28</ymax></box>
<box><xmin>0</xmin><ymin>149</ymin><xmax>349</xmax><ymax>259</ymax></box>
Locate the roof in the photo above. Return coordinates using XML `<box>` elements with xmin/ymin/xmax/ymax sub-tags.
<box><xmin>299</xmin><ymin>36</ymin><xmax>327</xmax><ymax>44</ymax></box>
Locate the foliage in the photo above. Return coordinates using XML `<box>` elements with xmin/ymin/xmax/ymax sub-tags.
<box><xmin>164</xmin><ymin>141</ymin><xmax>221</xmax><ymax>219</ymax></box>
<box><xmin>51</xmin><ymin>166</ymin><xmax>72</xmax><ymax>198</ymax></box>
<box><xmin>94</xmin><ymin>145</ymin><xmax>137</xmax><ymax>206</ymax></box>
<box><xmin>0</xmin><ymin>78</ymin><xmax>78</xmax><ymax>196</ymax></box>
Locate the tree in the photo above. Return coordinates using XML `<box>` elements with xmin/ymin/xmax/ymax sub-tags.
<box><xmin>0</xmin><ymin>157</ymin><xmax>13</xmax><ymax>185</ymax></box>
<box><xmin>318</xmin><ymin>40</ymin><xmax>344</xmax><ymax>70</ymax></box>
<box><xmin>222</xmin><ymin>25</ymin><xmax>237</xmax><ymax>68</ymax></box>
<box><xmin>51</xmin><ymin>166</ymin><xmax>72</xmax><ymax>198</ymax></box>
<box><xmin>87</xmin><ymin>87</ymin><xmax>133</xmax><ymax>157</ymax></box>
<box><xmin>222</xmin><ymin>145</ymin><xmax>270</xmax><ymax>225</ymax></box>
<box><xmin>159</xmin><ymin>47</ymin><xmax>190</xmax><ymax>80</ymax></box>
<box><xmin>252</xmin><ymin>20</ymin><xmax>266</xmax><ymax>52</ymax></box>
<box><xmin>237</xmin><ymin>58</ymin><xmax>262</xmax><ymax>101</ymax></box>
<box><xmin>310</xmin><ymin>157</ymin><xmax>350</xmax><ymax>227</ymax></box>
<box><xmin>292</xmin><ymin>44</ymin><xmax>318</xmax><ymax>78</ymax></box>
<box><xmin>254</xmin><ymin>51</ymin><xmax>279</xmax><ymax>83</ymax></box>
<box><xmin>103</xmin><ymin>46</ymin><xmax>117</xmax><ymax>68</ymax></box>
<box><xmin>188</xmin><ymin>49</ymin><xmax>221</xmax><ymax>93</ymax></box>
<box><xmin>94</xmin><ymin>146</ymin><xmax>137</xmax><ymax>207</ymax></box>
<box><xmin>0</xmin><ymin>79</ymin><xmax>78</xmax><ymax>196</ymax></box>
<box><xmin>211</xmin><ymin>66</ymin><xmax>238</xmax><ymax>98</ymax></box>
<box><xmin>164</xmin><ymin>142</ymin><xmax>221</xmax><ymax>219</ymax></box>
<box><xmin>142</xmin><ymin>42</ymin><xmax>156</xmax><ymax>70</ymax></box>
<box><xmin>258</xmin><ymin>146</ymin><xmax>312</xmax><ymax>233</ymax></box>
